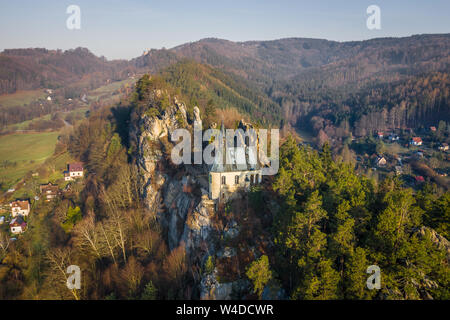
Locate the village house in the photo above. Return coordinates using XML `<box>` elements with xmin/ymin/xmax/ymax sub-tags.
<box><xmin>64</xmin><ymin>162</ymin><xmax>84</xmax><ymax>181</ymax></box>
<box><xmin>438</xmin><ymin>143</ymin><xmax>449</xmax><ymax>151</ymax></box>
<box><xmin>10</xmin><ymin>200</ymin><xmax>30</xmax><ymax>217</ymax></box>
<box><xmin>415</xmin><ymin>176</ymin><xmax>425</xmax><ymax>184</ymax></box>
<box><xmin>39</xmin><ymin>183</ymin><xmax>59</xmax><ymax>201</ymax></box>
<box><xmin>10</xmin><ymin>216</ymin><xmax>27</xmax><ymax>234</ymax></box>
<box><xmin>209</xmin><ymin>122</ymin><xmax>263</xmax><ymax>202</ymax></box>
<box><xmin>436</xmin><ymin>169</ymin><xmax>447</xmax><ymax>177</ymax></box>
<box><xmin>375</xmin><ymin>155</ymin><xmax>387</xmax><ymax>167</ymax></box>
<box><xmin>410</xmin><ymin>137</ymin><xmax>423</xmax><ymax>146</ymax></box>
<box><xmin>388</xmin><ymin>133</ymin><xmax>399</xmax><ymax>142</ymax></box>
<box><xmin>377</xmin><ymin>131</ymin><xmax>384</xmax><ymax>139</ymax></box>
<box><xmin>430</xmin><ymin>126</ymin><xmax>437</xmax><ymax>132</ymax></box>
<box><xmin>395</xmin><ymin>166</ymin><xmax>403</xmax><ymax>175</ymax></box>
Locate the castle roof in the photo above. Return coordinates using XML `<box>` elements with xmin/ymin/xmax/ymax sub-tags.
<box><xmin>210</xmin><ymin>123</ymin><xmax>260</xmax><ymax>173</ymax></box>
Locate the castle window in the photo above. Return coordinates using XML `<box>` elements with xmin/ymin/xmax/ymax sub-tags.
<box><xmin>256</xmin><ymin>174</ymin><xmax>260</xmax><ymax>183</ymax></box>
<box><xmin>222</xmin><ymin>176</ymin><xmax>226</xmax><ymax>185</ymax></box>
<box><xmin>245</xmin><ymin>136</ymin><xmax>249</xmax><ymax>147</ymax></box>
<box><xmin>234</xmin><ymin>136</ymin><xmax>238</xmax><ymax>148</ymax></box>
<box><xmin>250</xmin><ymin>175</ymin><xmax>254</xmax><ymax>184</ymax></box>
<box><xmin>235</xmin><ymin>175</ymin><xmax>239</xmax><ymax>184</ymax></box>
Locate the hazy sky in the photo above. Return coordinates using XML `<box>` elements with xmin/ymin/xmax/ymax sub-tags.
<box><xmin>1</xmin><ymin>0</ymin><xmax>449</xmax><ymax>60</ymax></box>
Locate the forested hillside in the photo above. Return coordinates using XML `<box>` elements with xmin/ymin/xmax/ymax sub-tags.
<box><xmin>2</xmin><ymin>34</ymin><xmax>449</xmax><ymax>137</ymax></box>
<box><xmin>277</xmin><ymin>71</ymin><xmax>449</xmax><ymax>138</ymax></box>
<box><xmin>159</xmin><ymin>60</ymin><xmax>282</xmax><ymax>126</ymax></box>
<box><xmin>1</xmin><ymin>75</ymin><xmax>447</xmax><ymax>300</ymax></box>
<box><xmin>268</xmin><ymin>138</ymin><xmax>449</xmax><ymax>299</ymax></box>
<box><xmin>0</xmin><ymin>47</ymin><xmax>134</xmax><ymax>95</ymax></box>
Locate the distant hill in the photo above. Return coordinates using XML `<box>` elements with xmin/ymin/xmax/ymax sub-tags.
<box><xmin>134</xmin><ymin>34</ymin><xmax>450</xmax><ymax>137</ymax></box>
<box><xmin>1</xmin><ymin>34</ymin><xmax>449</xmax><ymax>138</ymax></box>
<box><xmin>134</xmin><ymin>34</ymin><xmax>450</xmax><ymax>83</ymax></box>
<box><xmin>0</xmin><ymin>47</ymin><xmax>134</xmax><ymax>94</ymax></box>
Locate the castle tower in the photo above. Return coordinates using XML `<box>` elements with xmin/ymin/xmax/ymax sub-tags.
<box><xmin>208</xmin><ymin>121</ymin><xmax>262</xmax><ymax>202</ymax></box>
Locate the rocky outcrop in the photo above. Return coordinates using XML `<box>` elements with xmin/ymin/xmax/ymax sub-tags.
<box><xmin>200</xmin><ymin>270</ymin><xmax>250</xmax><ymax>300</ymax></box>
<box><xmin>130</xmin><ymin>94</ymin><xmax>217</xmax><ymax>261</ymax></box>
<box><xmin>200</xmin><ymin>271</ymin><xmax>234</xmax><ymax>300</ymax></box>
<box><xmin>130</xmin><ymin>92</ymin><xmax>263</xmax><ymax>299</ymax></box>
<box><xmin>414</xmin><ymin>226</ymin><xmax>450</xmax><ymax>262</ymax></box>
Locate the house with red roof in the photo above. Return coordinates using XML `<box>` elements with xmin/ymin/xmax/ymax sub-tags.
<box><xmin>415</xmin><ymin>176</ymin><xmax>425</xmax><ymax>184</ymax></box>
<box><xmin>10</xmin><ymin>216</ymin><xmax>27</xmax><ymax>234</ymax></box>
<box><xmin>410</xmin><ymin>137</ymin><xmax>422</xmax><ymax>146</ymax></box>
<box><xmin>64</xmin><ymin>162</ymin><xmax>84</xmax><ymax>181</ymax></box>
<box><xmin>10</xmin><ymin>200</ymin><xmax>30</xmax><ymax>217</ymax></box>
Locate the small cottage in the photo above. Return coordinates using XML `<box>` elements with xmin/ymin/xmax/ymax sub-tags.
<box><xmin>388</xmin><ymin>134</ymin><xmax>399</xmax><ymax>142</ymax></box>
<box><xmin>40</xmin><ymin>183</ymin><xmax>59</xmax><ymax>201</ymax></box>
<box><xmin>438</xmin><ymin>143</ymin><xmax>449</xmax><ymax>151</ymax></box>
<box><xmin>375</xmin><ymin>156</ymin><xmax>387</xmax><ymax>167</ymax></box>
<box><xmin>10</xmin><ymin>216</ymin><xmax>27</xmax><ymax>234</ymax></box>
<box><xmin>410</xmin><ymin>137</ymin><xmax>422</xmax><ymax>146</ymax></box>
<box><xmin>64</xmin><ymin>162</ymin><xmax>84</xmax><ymax>181</ymax></box>
<box><xmin>10</xmin><ymin>200</ymin><xmax>30</xmax><ymax>217</ymax></box>
<box><xmin>415</xmin><ymin>176</ymin><xmax>425</xmax><ymax>184</ymax></box>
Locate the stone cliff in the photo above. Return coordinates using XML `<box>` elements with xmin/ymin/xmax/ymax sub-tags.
<box><xmin>129</xmin><ymin>93</ymin><xmax>238</xmax><ymax>298</ymax></box>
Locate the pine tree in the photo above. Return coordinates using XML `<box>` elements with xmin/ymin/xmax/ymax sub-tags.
<box><xmin>246</xmin><ymin>255</ymin><xmax>272</xmax><ymax>298</ymax></box>
<box><xmin>141</xmin><ymin>281</ymin><xmax>158</xmax><ymax>300</ymax></box>
<box><xmin>345</xmin><ymin>247</ymin><xmax>373</xmax><ymax>299</ymax></box>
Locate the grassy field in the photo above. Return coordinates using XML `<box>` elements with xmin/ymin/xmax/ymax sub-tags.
<box><xmin>0</xmin><ymin>89</ymin><xmax>46</xmax><ymax>108</ymax></box>
<box><xmin>7</xmin><ymin>114</ymin><xmax>53</xmax><ymax>131</ymax></box>
<box><xmin>0</xmin><ymin>132</ymin><xmax>59</xmax><ymax>190</ymax></box>
<box><xmin>89</xmin><ymin>78</ymin><xmax>135</xmax><ymax>105</ymax></box>
<box><xmin>384</xmin><ymin>142</ymin><xmax>410</xmax><ymax>155</ymax></box>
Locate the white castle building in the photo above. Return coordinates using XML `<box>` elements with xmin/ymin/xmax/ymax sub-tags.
<box><xmin>208</xmin><ymin>121</ymin><xmax>262</xmax><ymax>202</ymax></box>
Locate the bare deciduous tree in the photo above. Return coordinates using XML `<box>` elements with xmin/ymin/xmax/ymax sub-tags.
<box><xmin>46</xmin><ymin>247</ymin><xmax>80</xmax><ymax>300</ymax></box>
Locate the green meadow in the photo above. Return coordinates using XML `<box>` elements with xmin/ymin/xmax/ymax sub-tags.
<box><xmin>0</xmin><ymin>132</ymin><xmax>59</xmax><ymax>190</ymax></box>
<box><xmin>0</xmin><ymin>89</ymin><xmax>46</xmax><ymax>108</ymax></box>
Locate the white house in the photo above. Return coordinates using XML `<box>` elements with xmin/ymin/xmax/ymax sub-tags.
<box><xmin>10</xmin><ymin>216</ymin><xmax>27</xmax><ymax>234</ymax></box>
<box><xmin>375</xmin><ymin>156</ymin><xmax>387</xmax><ymax>167</ymax></box>
<box><xmin>388</xmin><ymin>134</ymin><xmax>399</xmax><ymax>142</ymax></box>
<box><xmin>410</xmin><ymin>137</ymin><xmax>422</xmax><ymax>146</ymax></box>
<box><xmin>438</xmin><ymin>143</ymin><xmax>449</xmax><ymax>151</ymax></box>
<box><xmin>64</xmin><ymin>162</ymin><xmax>84</xmax><ymax>181</ymax></box>
<box><xmin>10</xmin><ymin>200</ymin><xmax>30</xmax><ymax>217</ymax></box>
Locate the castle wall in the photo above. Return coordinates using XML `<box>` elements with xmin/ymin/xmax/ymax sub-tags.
<box><xmin>209</xmin><ymin>170</ymin><xmax>262</xmax><ymax>201</ymax></box>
